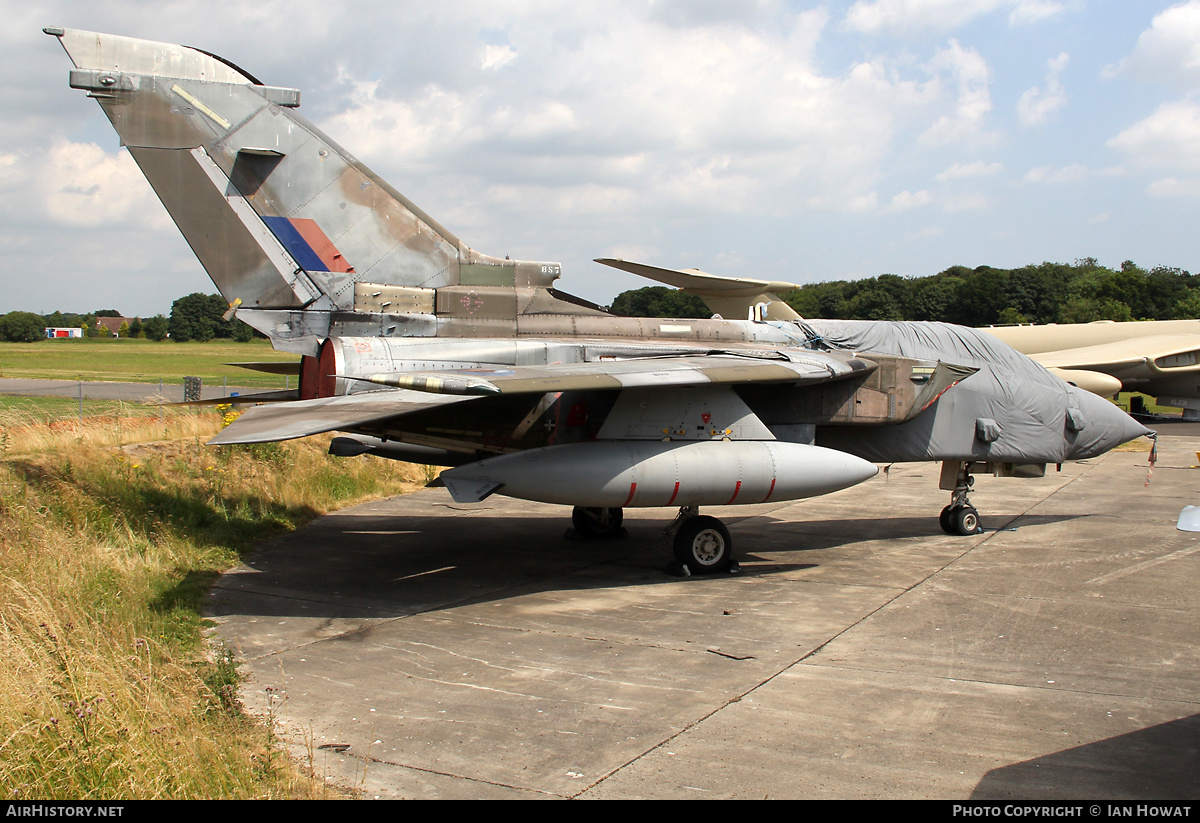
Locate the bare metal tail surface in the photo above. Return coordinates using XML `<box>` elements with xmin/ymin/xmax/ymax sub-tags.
<box><xmin>47</xmin><ymin>27</ymin><xmax>561</xmax><ymax>352</ymax></box>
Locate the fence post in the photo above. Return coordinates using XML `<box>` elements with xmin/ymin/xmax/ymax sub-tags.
<box><xmin>183</xmin><ymin>376</ymin><xmax>201</xmax><ymax>402</ymax></box>
<box><xmin>77</xmin><ymin>382</ymin><xmax>83</xmax><ymax>422</ymax></box>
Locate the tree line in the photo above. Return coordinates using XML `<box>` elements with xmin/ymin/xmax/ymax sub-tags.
<box><xmin>611</xmin><ymin>259</ymin><xmax>1200</xmax><ymax>326</ymax></box>
<box><xmin>0</xmin><ymin>294</ymin><xmax>257</xmax><ymax>343</ymax></box>
<box><xmin>5</xmin><ymin>259</ymin><xmax>1197</xmax><ymax>342</ymax></box>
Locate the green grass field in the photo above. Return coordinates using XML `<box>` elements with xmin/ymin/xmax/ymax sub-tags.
<box><xmin>0</xmin><ymin>338</ymin><xmax>297</xmax><ymax>388</ymax></box>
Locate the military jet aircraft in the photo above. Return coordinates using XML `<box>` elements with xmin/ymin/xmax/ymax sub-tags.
<box><xmin>48</xmin><ymin>27</ymin><xmax>1149</xmax><ymax>573</ymax></box>
<box><xmin>982</xmin><ymin>320</ymin><xmax>1200</xmax><ymax>418</ymax></box>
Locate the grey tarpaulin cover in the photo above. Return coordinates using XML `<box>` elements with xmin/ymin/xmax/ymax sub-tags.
<box><xmin>797</xmin><ymin>319</ymin><xmax>1150</xmax><ymax>464</ymax></box>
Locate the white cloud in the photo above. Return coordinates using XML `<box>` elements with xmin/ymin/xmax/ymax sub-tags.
<box><xmin>1007</xmin><ymin>1</ymin><xmax>1074</xmax><ymax>25</ymax></box>
<box><xmin>320</xmin><ymin>7</ymin><xmax>936</xmax><ymax>220</ymax></box>
<box><xmin>886</xmin><ymin>189</ymin><xmax>933</xmax><ymax>211</ymax></box>
<box><xmin>1108</xmin><ymin>100</ymin><xmax>1200</xmax><ymax>172</ymax></box>
<box><xmin>32</xmin><ymin>142</ymin><xmax>162</xmax><ymax>228</ymax></box>
<box><xmin>905</xmin><ymin>225</ymin><xmax>945</xmax><ymax>240</ymax></box>
<box><xmin>1146</xmin><ymin>177</ymin><xmax>1200</xmax><ymax>197</ymax></box>
<box><xmin>1112</xmin><ymin>1</ymin><xmax>1200</xmax><ymax>89</ymax></box>
<box><xmin>935</xmin><ymin>160</ymin><xmax>1003</xmax><ymax>181</ymax></box>
<box><xmin>940</xmin><ymin>192</ymin><xmax>990</xmax><ymax>211</ymax></box>
<box><xmin>1017</xmin><ymin>52</ymin><xmax>1069</xmax><ymax>126</ymax></box>
<box><xmin>920</xmin><ymin>41</ymin><xmax>995</xmax><ymax>146</ymax></box>
<box><xmin>481</xmin><ymin>44</ymin><xmax>517</xmax><ymax>71</ymax></box>
<box><xmin>1023</xmin><ymin>164</ymin><xmax>1124</xmax><ymax>184</ymax></box>
<box><xmin>843</xmin><ymin>0</ymin><xmax>1072</xmax><ymax>35</ymax></box>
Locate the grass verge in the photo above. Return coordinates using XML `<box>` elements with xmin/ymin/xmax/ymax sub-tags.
<box><xmin>0</xmin><ymin>338</ymin><xmax>296</xmax><ymax>389</ymax></box>
<box><xmin>0</xmin><ymin>409</ymin><xmax>426</xmax><ymax>798</ymax></box>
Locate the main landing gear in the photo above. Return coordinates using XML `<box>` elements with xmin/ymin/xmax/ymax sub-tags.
<box><xmin>568</xmin><ymin>506</ymin><xmax>626</xmax><ymax>540</ymax></box>
<box><xmin>939</xmin><ymin>461</ymin><xmax>983</xmax><ymax>536</ymax></box>
<box><xmin>568</xmin><ymin>505</ymin><xmax>737</xmax><ymax>576</ymax></box>
<box><xmin>665</xmin><ymin>507</ymin><xmax>735</xmax><ymax>576</ymax></box>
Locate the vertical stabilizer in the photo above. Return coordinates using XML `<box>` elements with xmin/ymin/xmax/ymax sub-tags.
<box><xmin>48</xmin><ymin>27</ymin><xmax>559</xmax><ymax>316</ymax></box>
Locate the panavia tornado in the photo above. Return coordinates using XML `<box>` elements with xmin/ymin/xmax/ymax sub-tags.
<box><xmin>49</xmin><ymin>27</ymin><xmax>1149</xmax><ymax>574</ymax></box>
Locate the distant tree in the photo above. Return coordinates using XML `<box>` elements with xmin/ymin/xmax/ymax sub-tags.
<box><xmin>996</xmin><ymin>307</ymin><xmax>1029</xmax><ymax>325</ymax></box>
<box><xmin>945</xmin><ymin>266</ymin><xmax>1010</xmax><ymax>326</ymax></box>
<box><xmin>843</xmin><ymin>274</ymin><xmax>906</xmax><ymax>321</ymax></box>
<box><xmin>1172</xmin><ymin>289</ymin><xmax>1200</xmax><ymax>320</ymax></box>
<box><xmin>0</xmin><ymin>311</ymin><xmax>47</xmax><ymax>342</ymax></box>
<box><xmin>143</xmin><ymin>314</ymin><xmax>168</xmax><ymax>341</ymax></box>
<box><xmin>784</xmin><ymin>281</ymin><xmax>851</xmax><ymax>318</ymax></box>
<box><xmin>904</xmin><ymin>276</ymin><xmax>956</xmax><ymax>321</ymax></box>
<box><xmin>232</xmin><ymin>320</ymin><xmax>255</xmax><ymax>342</ymax></box>
<box><xmin>610</xmin><ymin>287</ymin><xmax>711</xmax><ymax>318</ymax></box>
<box><xmin>128</xmin><ymin>317</ymin><xmax>143</xmax><ymax>338</ymax></box>
<box><xmin>616</xmin><ymin>258</ymin><xmax>1200</xmax><ymax>326</ymax></box>
<box><xmin>169</xmin><ymin>293</ymin><xmax>227</xmax><ymax>342</ymax></box>
<box><xmin>780</xmin><ymin>288</ymin><xmax>819</xmax><ymax>317</ymax></box>
<box><xmin>117</xmin><ymin>321</ymin><xmax>131</xmax><ymax>338</ymax></box>
<box><xmin>85</xmin><ymin>319</ymin><xmax>99</xmax><ymax>338</ymax></box>
<box><xmin>1059</xmin><ymin>297</ymin><xmax>1133</xmax><ymax>323</ymax></box>
<box><xmin>93</xmin><ymin>309</ymin><xmax>122</xmax><ymax>318</ymax></box>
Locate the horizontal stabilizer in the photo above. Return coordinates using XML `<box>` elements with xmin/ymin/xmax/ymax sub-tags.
<box><xmin>209</xmin><ymin>390</ymin><xmax>474</xmax><ymax>445</ymax></box>
<box><xmin>596</xmin><ymin>258</ymin><xmax>802</xmax><ymax>321</ymax></box>
<box><xmin>227</xmin><ymin>361</ymin><xmax>302</xmax><ymax>375</ymax></box>
<box><xmin>171</xmin><ymin>389</ymin><xmax>299</xmax><ymax>406</ymax></box>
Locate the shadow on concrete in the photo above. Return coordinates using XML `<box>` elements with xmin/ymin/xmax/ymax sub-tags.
<box><xmin>973</xmin><ymin>714</ymin><xmax>1200</xmax><ymax>800</ymax></box>
<box><xmin>206</xmin><ymin>507</ymin><xmax>1086</xmax><ymax>621</ymax></box>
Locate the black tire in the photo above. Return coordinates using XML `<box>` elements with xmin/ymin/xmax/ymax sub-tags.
<box><xmin>571</xmin><ymin>506</ymin><xmax>624</xmax><ymax>538</ymax></box>
<box><xmin>949</xmin><ymin>505</ymin><xmax>981</xmax><ymax>536</ymax></box>
<box><xmin>939</xmin><ymin>505</ymin><xmax>954</xmax><ymax>534</ymax></box>
<box><xmin>673</xmin><ymin>515</ymin><xmax>732</xmax><ymax>574</ymax></box>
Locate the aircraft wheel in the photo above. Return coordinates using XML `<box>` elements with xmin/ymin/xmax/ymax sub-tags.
<box><xmin>949</xmin><ymin>505</ymin><xmax>982</xmax><ymax>536</ymax></box>
<box><xmin>673</xmin><ymin>515</ymin><xmax>732</xmax><ymax>574</ymax></box>
<box><xmin>571</xmin><ymin>506</ymin><xmax>624</xmax><ymax>539</ymax></box>
<box><xmin>939</xmin><ymin>505</ymin><xmax>954</xmax><ymax>534</ymax></box>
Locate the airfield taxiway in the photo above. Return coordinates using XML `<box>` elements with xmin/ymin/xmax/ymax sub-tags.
<box><xmin>209</xmin><ymin>428</ymin><xmax>1200</xmax><ymax>799</ymax></box>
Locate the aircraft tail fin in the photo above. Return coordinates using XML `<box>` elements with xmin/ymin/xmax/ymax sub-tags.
<box><xmin>47</xmin><ymin>27</ymin><xmax>560</xmax><ymax>319</ymax></box>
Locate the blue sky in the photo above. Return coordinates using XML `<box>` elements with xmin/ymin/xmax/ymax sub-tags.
<box><xmin>2</xmin><ymin>1</ymin><xmax>1198</xmax><ymax>315</ymax></box>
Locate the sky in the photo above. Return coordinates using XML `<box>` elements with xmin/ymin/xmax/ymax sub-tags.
<box><xmin>2</xmin><ymin>0</ymin><xmax>1199</xmax><ymax>316</ymax></box>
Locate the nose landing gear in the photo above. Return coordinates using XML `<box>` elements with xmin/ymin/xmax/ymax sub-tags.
<box><xmin>939</xmin><ymin>461</ymin><xmax>983</xmax><ymax>536</ymax></box>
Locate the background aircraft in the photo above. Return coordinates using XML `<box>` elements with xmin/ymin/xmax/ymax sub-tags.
<box><xmin>982</xmin><ymin>321</ymin><xmax>1200</xmax><ymax>418</ymax></box>
<box><xmin>49</xmin><ymin>27</ymin><xmax>1149</xmax><ymax>574</ymax></box>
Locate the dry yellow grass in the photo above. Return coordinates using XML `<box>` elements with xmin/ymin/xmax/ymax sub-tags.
<box><xmin>0</xmin><ymin>408</ymin><xmax>426</xmax><ymax>798</ymax></box>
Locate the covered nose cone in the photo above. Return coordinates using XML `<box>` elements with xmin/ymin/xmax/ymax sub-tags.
<box><xmin>1065</xmin><ymin>386</ymin><xmax>1152</xmax><ymax>460</ymax></box>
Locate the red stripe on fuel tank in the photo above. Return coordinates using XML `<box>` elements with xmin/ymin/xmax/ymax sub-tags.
<box><xmin>667</xmin><ymin>481</ymin><xmax>680</xmax><ymax>506</ymax></box>
<box><xmin>761</xmin><ymin>477</ymin><xmax>777</xmax><ymax>503</ymax></box>
<box><xmin>726</xmin><ymin>480</ymin><xmax>742</xmax><ymax>505</ymax></box>
<box><xmin>623</xmin><ymin>483</ymin><xmax>637</xmax><ymax>507</ymax></box>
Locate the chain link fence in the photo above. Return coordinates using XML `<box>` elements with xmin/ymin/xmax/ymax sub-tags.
<box><xmin>0</xmin><ymin>377</ymin><xmax>291</xmax><ymax>425</ymax></box>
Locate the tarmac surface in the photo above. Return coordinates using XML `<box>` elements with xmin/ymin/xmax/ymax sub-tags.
<box><xmin>210</xmin><ymin>426</ymin><xmax>1200</xmax><ymax>799</ymax></box>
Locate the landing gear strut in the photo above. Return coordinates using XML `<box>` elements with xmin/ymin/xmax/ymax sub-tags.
<box><xmin>939</xmin><ymin>461</ymin><xmax>983</xmax><ymax>536</ymax></box>
<box><xmin>568</xmin><ymin>506</ymin><xmax>625</xmax><ymax>540</ymax></box>
<box><xmin>664</xmin><ymin>507</ymin><xmax>735</xmax><ymax>575</ymax></box>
